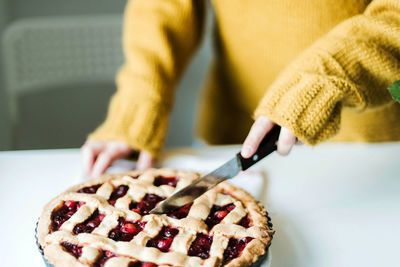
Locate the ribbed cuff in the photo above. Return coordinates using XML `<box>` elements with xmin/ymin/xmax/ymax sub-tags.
<box><xmin>253</xmin><ymin>34</ymin><xmax>376</xmax><ymax>145</ymax></box>
<box><xmin>88</xmin><ymin>80</ymin><xmax>172</xmax><ymax>157</ymax></box>
<box><xmin>254</xmin><ymin>71</ymin><xmax>351</xmax><ymax>145</ymax></box>
<box><xmin>259</xmin><ymin>6</ymin><xmax>399</xmax><ymax>145</ymax></box>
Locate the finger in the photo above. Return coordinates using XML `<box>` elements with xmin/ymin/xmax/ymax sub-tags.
<box><xmin>91</xmin><ymin>150</ymin><xmax>119</xmax><ymax>178</ymax></box>
<box><xmin>82</xmin><ymin>148</ymin><xmax>95</xmax><ymax>177</ymax></box>
<box><xmin>277</xmin><ymin>127</ymin><xmax>297</xmax><ymax>156</ymax></box>
<box><xmin>113</xmin><ymin>141</ymin><xmax>134</xmax><ymax>156</ymax></box>
<box><xmin>241</xmin><ymin>116</ymin><xmax>274</xmax><ymax>158</ymax></box>
<box><xmin>81</xmin><ymin>143</ymin><xmax>103</xmax><ymax>177</ymax></box>
<box><xmin>137</xmin><ymin>150</ymin><xmax>154</xmax><ymax>170</ymax></box>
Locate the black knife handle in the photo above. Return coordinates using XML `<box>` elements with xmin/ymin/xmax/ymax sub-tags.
<box><xmin>237</xmin><ymin>126</ymin><xmax>281</xmax><ymax>171</ymax></box>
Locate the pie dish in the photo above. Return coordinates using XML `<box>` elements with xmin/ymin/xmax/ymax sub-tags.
<box><xmin>37</xmin><ymin>168</ymin><xmax>274</xmax><ymax>267</ymax></box>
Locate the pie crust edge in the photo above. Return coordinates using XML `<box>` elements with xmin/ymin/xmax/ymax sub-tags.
<box><xmin>37</xmin><ymin>168</ymin><xmax>274</xmax><ymax>267</ymax></box>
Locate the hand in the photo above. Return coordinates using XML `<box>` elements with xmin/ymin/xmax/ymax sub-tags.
<box><xmin>81</xmin><ymin>140</ymin><xmax>154</xmax><ymax>178</ymax></box>
<box><xmin>241</xmin><ymin>116</ymin><xmax>298</xmax><ymax>158</ymax></box>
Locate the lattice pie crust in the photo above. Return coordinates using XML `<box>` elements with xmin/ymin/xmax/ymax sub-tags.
<box><xmin>37</xmin><ymin>169</ymin><xmax>274</xmax><ymax>267</ymax></box>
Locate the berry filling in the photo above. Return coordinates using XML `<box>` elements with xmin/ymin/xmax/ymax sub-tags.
<box><xmin>128</xmin><ymin>262</ymin><xmax>158</xmax><ymax>267</ymax></box>
<box><xmin>93</xmin><ymin>250</ymin><xmax>116</xmax><ymax>267</ymax></box>
<box><xmin>73</xmin><ymin>209</ymin><xmax>105</xmax><ymax>234</ymax></box>
<box><xmin>129</xmin><ymin>194</ymin><xmax>165</xmax><ymax>215</ymax></box>
<box><xmin>108</xmin><ymin>185</ymin><xmax>129</xmax><ymax>205</ymax></box>
<box><xmin>167</xmin><ymin>203</ymin><xmax>193</xmax><ymax>219</ymax></box>
<box><xmin>222</xmin><ymin>237</ymin><xmax>253</xmax><ymax>265</ymax></box>
<box><xmin>146</xmin><ymin>226</ymin><xmax>179</xmax><ymax>252</ymax></box>
<box><xmin>238</xmin><ymin>215</ymin><xmax>252</xmax><ymax>228</ymax></box>
<box><xmin>108</xmin><ymin>218</ymin><xmax>146</xmax><ymax>242</ymax></box>
<box><xmin>153</xmin><ymin>176</ymin><xmax>179</xmax><ymax>187</ymax></box>
<box><xmin>61</xmin><ymin>242</ymin><xmax>83</xmax><ymax>258</ymax></box>
<box><xmin>188</xmin><ymin>233</ymin><xmax>213</xmax><ymax>259</ymax></box>
<box><xmin>77</xmin><ymin>184</ymin><xmax>102</xmax><ymax>194</ymax></box>
<box><xmin>205</xmin><ymin>203</ymin><xmax>235</xmax><ymax>230</ymax></box>
<box><xmin>51</xmin><ymin>201</ymin><xmax>85</xmax><ymax>231</ymax></box>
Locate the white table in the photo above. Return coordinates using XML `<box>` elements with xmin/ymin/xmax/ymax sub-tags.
<box><xmin>1</xmin><ymin>144</ymin><xmax>399</xmax><ymax>267</ymax></box>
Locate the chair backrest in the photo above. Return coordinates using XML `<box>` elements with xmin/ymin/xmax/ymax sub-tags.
<box><xmin>2</xmin><ymin>15</ymin><xmax>124</xmax><ymax>148</ymax></box>
<box><xmin>2</xmin><ymin>15</ymin><xmax>123</xmax><ymax>95</ymax></box>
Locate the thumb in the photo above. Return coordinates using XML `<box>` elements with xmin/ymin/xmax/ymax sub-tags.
<box><xmin>137</xmin><ymin>150</ymin><xmax>154</xmax><ymax>170</ymax></box>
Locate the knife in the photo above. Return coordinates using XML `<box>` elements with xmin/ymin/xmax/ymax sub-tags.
<box><xmin>149</xmin><ymin>126</ymin><xmax>281</xmax><ymax>215</ymax></box>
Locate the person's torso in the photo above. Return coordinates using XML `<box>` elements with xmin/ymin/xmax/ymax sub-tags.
<box><xmin>211</xmin><ymin>0</ymin><xmax>371</xmax><ymax>112</ymax></box>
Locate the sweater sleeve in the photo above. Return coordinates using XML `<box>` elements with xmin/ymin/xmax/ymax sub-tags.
<box><xmin>254</xmin><ymin>0</ymin><xmax>400</xmax><ymax>145</ymax></box>
<box><xmin>88</xmin><ymin>0</ymin><xmax>205</xmax><ymax>156</ymax></box>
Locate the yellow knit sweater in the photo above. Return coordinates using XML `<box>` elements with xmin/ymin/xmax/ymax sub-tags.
<box><xmin>89</xmin><ymin>0</ymin><xmax>400</xmax><ymax>156</ymax></box>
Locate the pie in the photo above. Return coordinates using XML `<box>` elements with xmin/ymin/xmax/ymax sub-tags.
<box><xmin>37</xmin><ymin>168</ymin><xmax>274</xmax><ymax>266</ymax></box>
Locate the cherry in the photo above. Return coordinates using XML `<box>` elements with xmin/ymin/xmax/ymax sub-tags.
<box><xmin>129</xmin><ymin>194</ymin><xmax>165</xmax><ymax>215</ymax></box>
<box><xmin>197</xmin><ymin>236</ymin><xmax>209</xmax><ymax>246</ymax></box>
<box><xmin>116</xmin><ymin>185</ymin><xmax>128</xmax><ymax>196</ymax></box>
<box><xmin>238</xmin><ymin>215</ymin><xmax>252</xmax><ymax>228</ymax></box>
<box><xmin>147</xmin><ymin>194</ymin><xmax>161</xmax><ymax>202</ymax></box>
<box><xmin>108</xmin><ymin>218</ymin><xmax>146</xmax><ymax>242</ymax></box>
<box><xmin>66</xmin><ymin>211</ymin><xmax>75</xmax><ymax>217</ymax></box>
<box><xmin>153</xmin><ymin>176</ymin><xmax>179</xmax><ymax>187</ymax></box>
<box><xmin>73</xmin><ymin>209</ymin><xmax>105</xmax><ymax>234</ymax></box>
<box><xmin>61</xmin><ymin>242</ymin><xmax>83</xmax><ymax>258</ymax></box>
<box><xmin>138</xmin><ymin>221</ymin><xmax>147</xmax><ymax>228</ymax></box>
<box><xmin>65</xmin><ymin>201</ymin><xmax>76</xmax><ymax>209</ymax></box>
<box><xmin>105</xmin><ymin>250</ymin><xmax>115</xmax><ymax>258</ymax></box>
<box><xmin>138</xmin><ymin>201</ymin><xmax>151</xmax><ymax>210</ymax></box>
<box><xmin>205</xmin><ymin>204</ymin><xmax>236</xmax><ymax>230</ymax></box>
<box><xmin>78</xmin><ymin>184</ymin><xmax>102</xmax><ymax>194</ymax></box>
<box><xmin>121</xmin><ymin>223</ymin><xmax>139</xmax><ymax>235</ymax></box>
<box><xmin>222</xmin><ymin>237</ymin><xmax>253</xmax><ymax>264</ymax></box>
<box><xmin>164</xmin><ymin>227</ymin><xmax>178</xmax><ymax>237</ymax></box>
<box><xmin>128</xmin><ymin>262</ymin><xmax>158</xmax><ymax>267</ymax></box>
<box><xmin>188</xmin><ymin>233</ymin><xmax>213</xmax><ymax>259</ymax></box>
<box><xmin>51</xmin><ymin>201</ymin><xmax>85</xmax><ymax>231</ymax></box>
<box><xmin>131</xmin><ymin>208</ymin><xmax>141</xmax><ymax>214</ymax></box>
<box><xmin>73</xmin><ymin>224</ymin><xmax>89</xmax><ymax>234</ymax></box>
<box><xmin>157</xmin><ymin>238</ymin><xmax>173</xmax><ymax>251</ymax></box>
<box><xmin>93</xmin><ymin>250</ymin><xmax>116</xmax><ymax>267</ymax></box>
<box><xmin>53</xmin><ymin>216</ymin><xmax>63</xmax><ymax>225</ymax></box>
<box><xmin>71</xmin><ymin>247</ymin><xmax>82</xmax><ymax>257</ymax></box>
<box><xmin>167</xmin><ymin>203</ymin><xmax>193</xmax><ymax>219</ymax></box>
<box><xmin>108</xmin><ymin>229</ymin><xmax>121</xmax><ymax>240</ymax></box>
<box><xmin>96</xmin><ymin>214</ymin><xmax>106</xmax><ymax>221</ymax></box>
<box><xmin>108</xmin><ymin>185</ymin><xmax>129</xmax><ymax>205</ymax></box>
<box><xmin>146</xmin><ymin>226</ymin><xmax>179</xmax><ymax>252</ymax></box>
<box><xmin>86</xmin><ymin>221</ymin><xmax>99</xmax><ymax>228</ymax></box>
<box><xmin>215</xmin><ymin>210</ymin><xmax>228</xmax><ymax>219</ymax></box>
<box><xmin>226</xmin><ymin>204</ymin><xmax>235</xmax><ymax>212</ymax></box>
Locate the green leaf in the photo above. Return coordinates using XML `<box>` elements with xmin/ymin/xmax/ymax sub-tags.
<box><xmin>388</xmin><ymin>80</ymin><xmax>400</xmax><ymax>102</ymax></box>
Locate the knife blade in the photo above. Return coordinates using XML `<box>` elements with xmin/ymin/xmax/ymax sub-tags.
<box><xmin>149</xmin><ymin>126</ymin><xmax>281</xmax><ymax>215</ymax></box>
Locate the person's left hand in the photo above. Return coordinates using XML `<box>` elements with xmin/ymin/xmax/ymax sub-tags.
<box><xmin>81</xmin><ymin>140</ymin><xmax>154</xmax><ymax>178</ymax></box>
<box><xmin>241</xmin><ymin>116</ymin><xmax>298</xmax><ymax>158</ymax></box>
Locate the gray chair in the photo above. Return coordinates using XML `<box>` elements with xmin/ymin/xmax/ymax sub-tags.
<box><xmin>2</xmin><ymin>15</ymin><xmax>124</xmax><ymax>149</ymax></box>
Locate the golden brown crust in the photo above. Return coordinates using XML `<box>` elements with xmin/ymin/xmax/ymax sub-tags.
<box><xmin>215</xmin><ymin>183</ymin><xmax>274</xmax><ymax>267</ymax></box>
<box><xmin>37</xmin><ymin>169</ymin><xmax>274</xmax><ymax>266</ymax></box>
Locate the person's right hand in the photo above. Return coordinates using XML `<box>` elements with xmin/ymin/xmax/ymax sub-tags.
<box><xmin>241</xmin><ymin>116</ymin><xmax>298</xmax><ymax>158</ymax></box>
<box><xmin>81</xmin><ymin>140</ymin><xmax>154</xmax><ymax>178</ymax></box>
